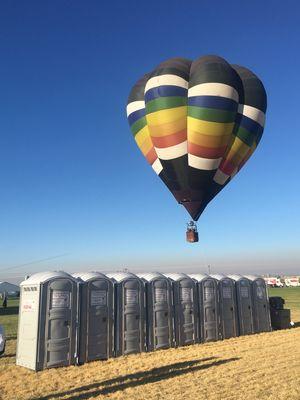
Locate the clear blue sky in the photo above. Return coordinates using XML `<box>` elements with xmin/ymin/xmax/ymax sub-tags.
<box><xmin>0</xmin><ymin>0</ymin><xmax>299</xmax><ymax>281</ymax></box>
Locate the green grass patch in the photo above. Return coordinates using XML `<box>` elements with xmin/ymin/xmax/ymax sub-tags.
<box><xmin>0</xmin><ymin>298</ymin><xmax>19</xmax><ymax>339</ymax></box>
<box><xmin>268</xmin><ymin>287</ymin><xmax>300</xmax><ymax>322</ymax></box>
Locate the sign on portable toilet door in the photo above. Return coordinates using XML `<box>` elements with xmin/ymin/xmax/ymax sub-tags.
<box><xmin>91</xmin><ymin>290</ymin><xmax>107</xmax><ymax>306</ymax></box>
<box><xmin>51</xmin><ymin>290</ymin><xmax>70</xmax><ymax>308</ymax></box>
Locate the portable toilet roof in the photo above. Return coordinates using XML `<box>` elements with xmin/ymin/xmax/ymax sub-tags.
<box><xmin>73</xmin><ymin>271</ymin><xmax>109</xmax><ymax>281</ymax></box>
<box><xmin>188</xmin><ymin>273</ymin><xmax>209</xmax><ymax>282</ymax></box>
<box><xmin>106</xmin><ymin>272</ymin><xmax>138</xmax><ymax>282</ymax></box>
<box><xmin>210</xmin><ymin>274</ymin><xmax>227</xmax><ymax>281</ymax></box>
<box><xmin>244</xmin><ymin>275</ymin><xmax>261</xmax><ymax>281</ymax></box>
<box><xmin>137</xmin><ymin>272</ymin><xmax>166</xmax><ymax>282</ymax></box>
<box><xmin>164</xmin><ymin>273</ymin><xmax>191</xmax><ymax>281</ymax></box>
<box><xmin>227</xmin><ymin>274</ymin><xmax>248</xmax><ymax>282</ymax></box>
<box><xmin>20</xmin><ymin>271</ymin><xmax>76</xmax><ymax>286</ymax></box>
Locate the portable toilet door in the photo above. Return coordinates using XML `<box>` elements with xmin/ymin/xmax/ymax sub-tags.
<box><xmin>228</xmin><ymin>275</ymin><xmax>254</xmax><ymax>336</ymax></box>
<box><xmin>245</xmin><ymin>275</ymin><xmax>271</xmax><ymax>333</ymax></box>
<box><xmin>138</xmin><ymin>272</ymin><xmax>173</xmax><ymax>351</ymax></box>
<box><xmin>189</xmin><ymin>274</ymin><xmax>219</xmax><ymax>342</ymax></box>
<box><xmin>211</xmin><ymin>274</ymin><xmax>238</xmax><ymax>339</ymax></box>
<box><xmin>73</xmin><ymin>272</ymin><xmax>114</xmax><ymax>363</ymax></box>
<box><xmin>16</xmin><ymin>271</ymin><xmax>78</xmax><ymax>371</ymax></box>
<box><xmin>106</xmin><ymin>272</ymin><xmax>145</xmax><ymax>357</ymax></box>
<box><xmin>165</xmin><ymin>273</ymin><xmax>198</xmax><ymax>346</ymax></box>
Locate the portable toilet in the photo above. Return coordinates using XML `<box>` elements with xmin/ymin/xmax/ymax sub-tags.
<box><xmin>164</xmin><ymin>273</ymin><xmax>198</xmax><ymax>346</ymax></box>
<box><xmin>189</xmin><ymin>274</ymin><xmax>219</xmax><ymax>342</ymax></box>
<box><xmin>73</xmin><ymin>272</ymin><xmax>114</xmax><ymax>363</ymax></box>
<box><xmin>106</xmin><ymin>272</ymin><xmax>145</xmax><ymax>356</ymax></box>
<box><xmin>228</xmin><ymin>275</ymin><xmax>254</xmax><ymax>336</ymax></box>
<box><xmin>245</xmin><ymin>275</ymin><xmax>271</xmax><ymax>333</ymax></box>
<box><xmin>16</xmin><ymin>271</ymin><xmax>78</xmax><ymax>371</ymax></box>
<box><xmin>138</xmin><ymin>272</ymin><xmax>174</xmax><ymax>351</ymax></box>
<box><xmin>211</xmin><ymin>274</ymin><xmax>238</xmax><ymax>339</ymax></box>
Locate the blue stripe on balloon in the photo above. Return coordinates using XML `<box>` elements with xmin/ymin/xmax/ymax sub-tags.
<box><xmin>239</xmin><ymin>115</ymin><xmax>263</xmax><ymax>135</ymax></box>
<box><xmin>188</xmin><ymin>95</ymin><xmax>238</xmax><ymax>111</ymax></box>
<box><xmin>127</xmin><ymin>108</ymin><xmax>146</xmax><ymax>126</ymax></box>
<box><xmin>145</xmin><ymin>85</ymin><xmax>187</xmax><ymax>102</ymax></box>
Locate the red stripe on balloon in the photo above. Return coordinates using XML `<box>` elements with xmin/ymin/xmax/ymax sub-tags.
<box><xmin>219</xmin><ymin>159</ymin><xmax>237</xmax><ymax>175</ymax></box>
<box><xmin>188</xmin><ymin>143</ymin><xmax>227</xmax><ymax>159</ymax></box>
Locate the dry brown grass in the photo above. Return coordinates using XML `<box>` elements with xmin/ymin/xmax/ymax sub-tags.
<box><xmin>1</xmin><ymin>327</ymin><xmax>300</xmax><ymax>400</ymax></box>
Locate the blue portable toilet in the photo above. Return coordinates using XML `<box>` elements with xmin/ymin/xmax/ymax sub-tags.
<box><xmin>189</xmin><ymin>274</ymin><xmax>219</xmax><ymax>342</ymax></box>
<box><xmin>138</xmin><ymin>272</ymin><xmax>174</xmax><ymax>351</ymax></box>
<box><xmin>106</xmin><ymin>272</ymin><xmax>145</xmax><ymax>356</ymax></box>
<box><xmin>164</xmin><ymin>273</ymin><xmax>198</xmax><ymax>346</ymax></box>
<box><xmin>210</xmin><ymin>274</ymin><xmax>238</xmax><ymax>339</ymax></box>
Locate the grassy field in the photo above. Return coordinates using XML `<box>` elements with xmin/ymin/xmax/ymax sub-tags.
<box><xmin>0</xmin><ymin>289</ymin><xmax>299</xmax><ymax>400</ymax></box>
<box><xmin>268</xmin><ymin>287</ymin><xmax>300</xmax><ymax>322</ymax></box>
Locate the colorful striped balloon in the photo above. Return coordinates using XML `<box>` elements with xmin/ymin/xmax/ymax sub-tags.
<box><xmin>127</xmin><ymin>55</ymin><xmax>267</xmax><ymax>221</ymax></box>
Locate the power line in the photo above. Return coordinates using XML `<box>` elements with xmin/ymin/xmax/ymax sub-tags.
<box><xmin>0</xmin><ymin>253</ymin><xmax>69</xmax><ymax>272</ymax></box>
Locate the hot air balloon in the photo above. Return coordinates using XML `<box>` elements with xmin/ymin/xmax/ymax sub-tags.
<box><xmin>126</xmin><ymin>55</ymin><xmax>267</xmax><ymax>242</ymax></box>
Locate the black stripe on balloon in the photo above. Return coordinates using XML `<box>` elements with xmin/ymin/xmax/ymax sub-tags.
<box><xmin>232</xmin><ymin>65</ymin><xmax>267</xmax><ymax>112</ymax></box>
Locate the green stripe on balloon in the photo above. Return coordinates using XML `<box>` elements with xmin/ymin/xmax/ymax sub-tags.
<box><xmin>188</xmin><ymin>106</ymin><xmax>236</xmax><ymax>123</ymax></box>
<box><xmin>130</xmin><ymin>117</ymin><xmax>147</xmax><ymax>136</ymax></box>
<box><xmin>146</xmin><ymin>97</ymin><xmax>187</xmax><ymax>113</ymax></box>
<box><xmin>234</xmin><ymin>126</ymin><xmax>256</xmax><ymax>146</ymax></box>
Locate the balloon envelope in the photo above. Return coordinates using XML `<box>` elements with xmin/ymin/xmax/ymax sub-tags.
<box><xmin>127</xmin><ymin>55</ymin><xmax>267</xmax><ymax>221</ymax></box>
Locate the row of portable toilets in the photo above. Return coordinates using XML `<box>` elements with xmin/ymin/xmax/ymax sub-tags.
<box><xmin>16</xmin><ymin>271</ymin><xmax>271</xmax><ymax>371</ymax></box>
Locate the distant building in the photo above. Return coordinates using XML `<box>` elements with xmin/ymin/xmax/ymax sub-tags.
<box><xmin>0</xmin><ymin>281</ymin><xmax>20</xmax><ymax>297</ymax></box>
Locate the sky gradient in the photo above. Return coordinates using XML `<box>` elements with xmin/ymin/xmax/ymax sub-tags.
<box><xmin>0</xmin><ymin>0</ymin><xmax>299</xmax><ymax>282</ymax></box>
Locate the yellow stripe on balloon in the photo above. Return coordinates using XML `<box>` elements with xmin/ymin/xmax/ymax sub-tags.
<box><xmin>148</xmin><ymin>118</ymin><xmax>186</xmax><ymax>138</ymax></box>
<box><xmin>188</xmin><ymin>117</ymin><xmax>234</xmax><ymax>136</ymax></box>
<box><xmin>189</xmin><ymin>130</ymin><xmax>232</xmax><ymax>147</ymax></box>
<box><xmin>223</xmin><ymin>137</ymin><xmax>251</xmax><ymax>165</ymax></box>
<box><xmin>237</xmin><ymin>142</ymin><xmax>257</xmax><ymax>171</ymax></box>
<box><xmin>135</xmin><ymin>126</ymin><xmax>153</xmax><ymax>155</ymax></box>
<box><xmin>146</xmin><ymin>106</ymin><xmax>187</xmax><ymax>126</ymax></box>
<box><xmin>135</xmin><ymin>126</ymin><xmax>151</xmax><ymax>147</ymax></box>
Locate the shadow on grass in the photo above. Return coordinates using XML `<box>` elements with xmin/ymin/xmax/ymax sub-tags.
<box><xmin>0</xmin><ymin>306</ymin><xmax>19</xmax><ymax>316</ymax></box>
<box><xmin>293</xmin><ymin>322</ymin><xmax>300</xmax><ymax>328</ymax></box>
<box><xmin>1</xmin><ymin>353</ymin><xmax>16</xmax><ymax>359</ymax></box>
<box><xmin>36</xmin><ymin>356</ymin><xmax>240</xmax><ymax>400</ymax></box>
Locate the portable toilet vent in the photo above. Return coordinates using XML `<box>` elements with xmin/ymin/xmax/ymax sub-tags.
<box><xmin>73</xmin><ymin>272</ymin><xmax>114</xmax><ymax>363</ymax></box>
<box><xmin>245</xmin><ymin>275</ymin><xmax>271</xmax><ymax>333</ymax></box>
<box><xmin>16</xmin><ymin>271</ymin><xmax>78</xmax><ymax>371</ymax></box>
<box><xmin>189</xmin><ymin>274</ymin><xmax>219</xmax><ymax>342</ymax></box>
<box><xmin>228</xmin><ymin>275</ymin><xmax>254</xmax><ymax>336</ymax></box>
<box><xmin>106</xmin><ymin>272</ymin><xmax>145</xmax><ymax>356</ymax></box>
<box><xmin>211</xmin><ymin>274</ymin><xmax>238</xmax><ymax>339</ymax></box>
<box><xmin>164</xmin><ymin>273</ymin><xmax>198</xmax><ymax>346</ymax></box>
<box><xmin>138</xmin><ymin>272</ymin><xmax>174</xmax><ymax>351</ymax></box>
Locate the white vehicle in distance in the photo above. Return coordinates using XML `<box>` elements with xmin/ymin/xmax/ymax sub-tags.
<box><xmin>264</xmin><ymin>277</ymin><xmax>284</xmax><ymax>288</ymax></box>
<box><xmin>284</xmin><ymin>277</ymin><xmax>300</xmax><ymax>287</ymax></box>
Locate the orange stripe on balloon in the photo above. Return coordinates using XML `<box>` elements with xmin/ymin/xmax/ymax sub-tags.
<box><xmin>145</xmin><ymin>147</ymin><xmax>158</xmax><ymax>165</ymax></box>
<box><xmin>151</xmin><ymin>130</ymin><xmax>187</xmax><ymax>148</ymax></box>
<box><xmin>188</xmin><ymin>130</ymin><xmax>232</xmax><ymax>148</ymax></box>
